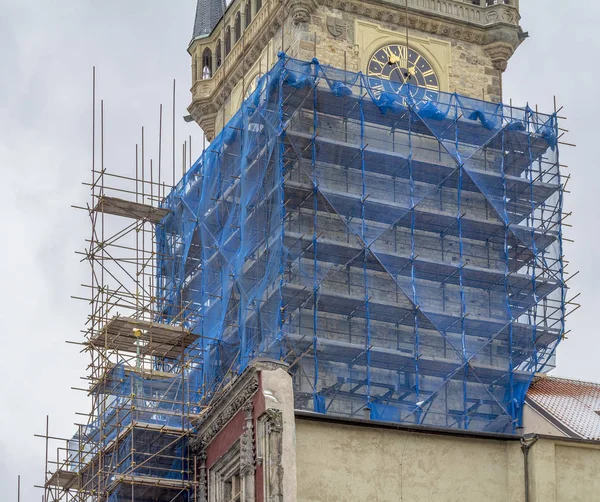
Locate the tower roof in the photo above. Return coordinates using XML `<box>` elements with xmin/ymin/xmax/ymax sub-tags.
<box><xmin>193</xmin><ymin>0</ymin><xmax>226</xmax><ymax>39</ymax></box>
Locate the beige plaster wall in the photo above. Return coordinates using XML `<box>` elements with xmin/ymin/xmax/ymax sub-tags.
<box><xmin>295</xmin><ymin>418</ymin><xmax>600</xmax><ymax>502</ymax></box>
<box><xmin>556</xmin><ymin>444</ymin><xmax>600</xmax><ymax>502</ymax></box>
<box><xmin>295</xmin><ymin>419</ymin><xmax>524</xmax><ymax>502</ymax></box>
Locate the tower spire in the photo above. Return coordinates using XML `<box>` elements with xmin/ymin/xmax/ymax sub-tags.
<box><xmin>193</xmin><ymin>0</ymin><xmax>227</xmax><ymax>39</ymax></box>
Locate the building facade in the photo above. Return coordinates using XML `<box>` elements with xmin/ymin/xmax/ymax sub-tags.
<box><xmin>188</xmin><ymin>0</ymin><xmax>526</xmax><ymax>139</ymax></box>
<box><xmin>193</xmin><ymin>359</ymin><xmax>600</xmax><ymax>502</ymax></box>
<box><xmin>42</xmin><ymin>2</ymin><xmax>575</xmax><ymax>501</ymax></box>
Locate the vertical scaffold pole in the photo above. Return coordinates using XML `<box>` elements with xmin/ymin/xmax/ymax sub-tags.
<box><xmin>408</xmin><ymin>100</ymin><xmax>421</xmax><ymax>425</ymax></box>
<box><xmin>311</xmin><ymin>58</ymin><xmax>320</xmax><ymax>411</ymax></box>
<box><xmin>554</xmin><ymin>101</ymin><xmax>567</xmax><ymax>356</ymax></box>
<box><xmin>359</xmin><ymin>75</ymin><xmax>372</xmax><ymax>411</ymax></box>
<box><xmin>239</xmin><ymin>103</ymin><xmax>248</xmax><ymax>370</ymax></box>
<box><xmin>500</xmin><ymin>104</ymin><xmax>516</xmax><ymax>431</ymax></box>
<box><xmin>453</xmin><ymin>95</ymin><xmax>469</xmax><ymax>429</ymax></box>
<box><xmin>526</xmin><ymin>108</ymin><xmax>539</xmax><ymax>372</ymax></box>
<box><xmin>277</xmin><ymin>54</ymin><xmax>287</xmax><ymax>360</ymax></box>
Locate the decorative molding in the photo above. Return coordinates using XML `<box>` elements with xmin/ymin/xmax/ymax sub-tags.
<box><xmin>319</xmin><ymin>0</ymin><xmax>520</xmax><ymax>46</ymax></box>
<box><xmin>321</xmin><ymin>0</ymin><xmax>520</xmax><ymax>31</ymax></box>
<box><xmin>240</xmin><ymin>402</ymin><xmax>256</xmax><ymax>502</ymax></box>
<box><xmin>262</xmin><ymin>409</ymin><xmax>284</xmax><ymax>501</ymax></box>
<box><xmin>240</xmin><ymin>403</ymin><xmax>256</xmax><ymax>476</ymax></box>
<box><xmin>190</xmin><ymin>374</ymin><xmax>259</xmax><ymax>451</ymax></box>
<box><xmin>264</xmin><ymin>409</ymin><xmax>283</xmax><ymax>434</ymax></box>
<box><xmin>288</xmin><ymin>0</ymin><xmax>319</xmax><ymax>24</ymax></box>
<box><xmin>208</xmin><ymin>441</ymin><xmax>242</xmax><ymax>502</ymax></box>
<box><xmin>484</xmin><ymin>41</ymin><xmax>514</xmax><ymax>72</ymax></box>
<box><xmin>197</xmin><ymin>451</ymin><xmax>208</xmax><ymax>502</ymax></box>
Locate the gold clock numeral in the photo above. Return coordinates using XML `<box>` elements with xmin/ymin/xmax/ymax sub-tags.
<box><xmin>368</xmin><ymin>45</ymin><xmax>440</xmax><ymax>103</ymax></box>
<box><xmin>382</xmin><ymin>46</ymin><xmax>393</xmax><ymax>59</ymax></box>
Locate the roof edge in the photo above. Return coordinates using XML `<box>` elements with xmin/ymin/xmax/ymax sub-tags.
<box><xmin>295</xmin><ymin>410</ymin><xmax>600</xmax><ymax>445</ymax></box>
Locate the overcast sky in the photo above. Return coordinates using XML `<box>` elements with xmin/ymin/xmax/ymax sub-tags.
<box><xmin>0</xmin><ymin>1</ymin><xmax>597</xmax><ymax>499</ymax></box>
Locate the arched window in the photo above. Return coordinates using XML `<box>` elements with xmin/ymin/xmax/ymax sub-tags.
<box><xmin>256</xmin><ymin>0</ymin><xmax>262</xmax><ymax>12</ymax></box>
<box><xmin>202</xmin><ymin>48</ymin><xmax>213</xmax><ymax>79</ymax></box>
<box><xmin>245</xmin><ymin>1</ymin><xmax>252</xmax><ymax>27</ymax></box>
<box><xmin>225</xmin><ymin>26</ymin><xmax>232</xmax><ymax>56</ymax></box>
<box><xmin>216</xmin><ymin>40</ymin><xmax>222</xmax><ymax>68</ymax></box>
<box><xmin>234</xmin><ymin>12</ymin><xmax>242</xmax><ymax>42</ymax></box>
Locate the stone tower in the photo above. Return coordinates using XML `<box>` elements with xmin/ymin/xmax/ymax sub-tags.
<box><xmin>187</xmin><ymin>0</ymin><xmax>526</xmax><ymax>141</ymax></box>
<box><xmin>165</xmin><ymin>0</ymin><xmax>564</xmax><ymax>435</ymax></box>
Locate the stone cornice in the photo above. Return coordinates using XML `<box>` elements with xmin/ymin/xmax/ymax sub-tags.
<box><xmin>319</xmin><ymin>0</ymin><xmax>522</xmax><ymax>45</ymax></box>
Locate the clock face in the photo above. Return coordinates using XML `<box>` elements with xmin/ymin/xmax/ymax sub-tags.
<box><xmin>367</xmin><ymin>45</ymin><xmax>440</xmax><ymax>103</ymax></box>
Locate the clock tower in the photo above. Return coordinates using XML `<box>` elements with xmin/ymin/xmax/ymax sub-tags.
<box><xmin>188</xmin><ymin>0</ymin><xmax>525</xmax><ymax>141</ymax></box>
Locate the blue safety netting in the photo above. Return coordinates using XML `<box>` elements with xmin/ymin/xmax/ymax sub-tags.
<box><xmin>62</xmin><ymin>364</ymin><xmax>193</xmax><ymax>497</ymax></box>
<box><xmin>154</xmin><ymin>53</ymin><xmax>566</xmax><ymax>435</ymax></box>
<box><xmin>56</xmin><ymin>53</ymin><xmax>567</xmax><ymax>502</ymax></box>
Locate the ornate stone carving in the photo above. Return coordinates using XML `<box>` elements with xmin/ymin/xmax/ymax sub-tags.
<box><xmin>486</xmin><ymin>10</ymin><xmax>499</xmax><ymax>23</ymax></box>
<box><xmin>484</xmin><ymin>41</ymin><xmax>514</xmax><ymax>72</ymax></box>
<box><xmin>326</xmin><ymin>16</ymin><xmax>348</xmax><ymax>38</ymax></box>
<box><xmin>264</xmin><ymin>408</ymin><xmax>283</xmax><ymax>434</ymax></box>
<box><xmin>240</xmin><ymin>403</ymin><xmax>256</xmax><ymax>476</ymax></box>
<box><xmin>502</xmin><ymin>10</ymin><xmax>514</xmax><ymax>23</ymax></box>
<box><xmin>262</xmin><ymin>409</ymin><xmax>284</xmax><ymax>502</ymax></box>
<box><xmin>197</xmin><ymin>450</ymin><xmax>208</xmax><ymax>502</ymax></box>
<box><xmin>190</xmin><ymin>376</ymin><xmax>259</xmax><ymax>451</ymax></box>
<box><xmin>240</xmin><ymin>402</ymin><xmax>256</xmax><ymax>502</ymax></box>
<box><xmin>288</xmin><ymin>0</ymin><xmax>318</xmax><ymax>24</ymax></box>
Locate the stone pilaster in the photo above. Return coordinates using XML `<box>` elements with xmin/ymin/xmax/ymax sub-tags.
<box><xmin>240</xmin><ymin>402</ymin><xmax>256</xmax><ymax>502</ymax></box>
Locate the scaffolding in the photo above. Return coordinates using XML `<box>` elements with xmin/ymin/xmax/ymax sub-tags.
<box><xmin>42</xmin><ymin>54</ymin><xmax>574</xmax><ymax>501</ymax></box>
